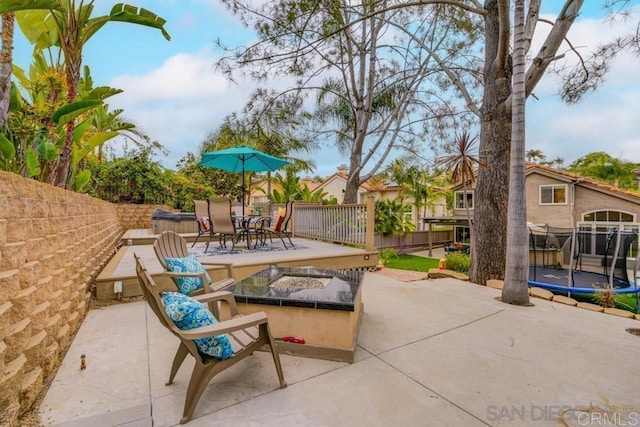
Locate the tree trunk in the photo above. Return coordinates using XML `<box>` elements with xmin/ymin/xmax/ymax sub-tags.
<box><xmin>502</xmin><ymin>0</ymin><xmax>530</xmax><ymax>304</ymax></box>
<box><xmin>343</xmin><ymin>169</ymin><xmax>360</xmax><ymax>203</ymax></box>
<box><xmin>54</xmin><ymin>59</ymin><xmax>81</xmax><ymax>187</ymax></box>
<box><xmin>344</xmin><ymin>150</ymin><xmax>362</xmax><ymax>203</ymax></box>
<box><xmin>469</xmin><ymin>0</ymin><xmax>511</xmax><ymax>285</ymax></box>
<box><xmin>0</xmin><ymin>12</ymin><xmax>15</xmax><ymax>127</ymax></box>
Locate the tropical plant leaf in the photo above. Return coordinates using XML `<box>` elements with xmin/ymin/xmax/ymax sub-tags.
<box><xmin>8</xmin><ymin>83</ymin><xmax>24</xmax><ymax>113</ymax></box>
<box><xmin>0</xmin><ymin>133</ymin><xmax>16</xmax><ymax>161</ymax></box>
<box><xmin>52</xmin><ymin>100</ymin><xmax>102</xmax><ymax>125</ymax></box>
<box><xmin>0</xmin><ymin>0</ymin><xmax>61</xmax><ymax>14</ymax></box>
<box><xmin>74</xmin><ymin>170</ymin><xmax>91</xmax><ymax>191</ymax></box>
<box><xmin>41</xmin><ymin>142</ymin><xmax>57</xmax><ymax>161</ymax></box>
<box><xmin>109</xmin><ymin>3</ymin><xmax>171</xmax><ymax>40</ymax></box>
<box><xmin>77</xmin><ymin>131</ymin><xmax>119</xmax><ymax>159</ymax></box>
<box><xmin>11</xmin><ymin>64</ymin><xmax>27</xmax><ymax>87</ymax></box>
<box><xmin>15</xmin><ymin>9</ymin><xmax>60</xmax><ymax>50</ymax></box>
<box><xmin>25</xmin><ymin>147</ymin><xmax>41</xmax><ymax>177</ymax></box>
<box><xmin>73</xmin><ymin>118</ymin><xmax>92</xmax><ymax>142</ymax></box>
<box><xmin>87</xmin><ymin>86</ymin><xmax>123</xmax><ymax>101</ymax></box>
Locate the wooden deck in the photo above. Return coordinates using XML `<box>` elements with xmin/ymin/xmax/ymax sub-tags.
<box><xmin>95</xmin><ymin>229</ymin><xmax>379</xmax><ymax>300</ymax></box>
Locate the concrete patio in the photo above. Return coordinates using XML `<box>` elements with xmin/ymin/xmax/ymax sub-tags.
<box><xmin>39</xmin><ymin>272</ymin><xmax>639</xmax><ymax>426</ymax></box>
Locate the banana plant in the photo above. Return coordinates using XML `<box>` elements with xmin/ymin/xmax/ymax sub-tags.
<box><xmin>270</xmin><ymin>167</ymin><xmax>302</xmax><ymax>202</ymax></box>
<box><xmin>6</xmin><ymin>57</ymin><xmax>132</xmax><ymax>183</ymax></box>
<box><xmin>3</xmin><ymin>53</ymin><xmax>63</xmax><ymax>177</ymax></box>
<box><xmin>374</xmin><ymin>199</ymin><xmax>416</xmax><ymax>236</ymax></box>
<box><xmin>296</xmin><ymin>184</ymin><xmax>328</xmax><ymax>202</ymax></box>
<box><xmin>4</xmin><ymin>0</ymin><xmax>170</xmax><ymax>187</ymax></box>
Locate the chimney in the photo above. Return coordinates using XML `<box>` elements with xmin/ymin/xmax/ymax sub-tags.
<box><xmin>634</xmin><ymin>169</ymin><xmax>640</xmax><ymax>190</ymax></box>
<box><xmin>337</xmin><ymin>164</ymin><xmax>348</xmax><ymax>174</ymax></box>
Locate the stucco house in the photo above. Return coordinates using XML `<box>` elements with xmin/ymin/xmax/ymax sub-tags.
<box><xmin>312</xmin><ymin>165</ymin><xmax>371</xmax><ymax>204</ymax></box>
<box><xmin>441</xmin><ymin>163</ymin><xmax>640</xmax><ymax>245</ymax></box>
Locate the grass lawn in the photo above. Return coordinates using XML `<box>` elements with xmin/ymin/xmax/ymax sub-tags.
<box><xmin>384</xmin><ymin>254</ymin><xmax>440</xmax><ymax>272</ymax></box>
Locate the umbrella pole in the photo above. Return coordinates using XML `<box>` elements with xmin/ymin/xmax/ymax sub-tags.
<box><xmin>242</xmin><ymin>163</ymin><xmax>246</xmax><ymax>217</ymax></box>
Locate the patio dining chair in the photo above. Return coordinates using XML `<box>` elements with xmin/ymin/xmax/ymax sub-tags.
<box><xmin>134</xmin><ymin>254</ymin><xmax>286</xmax><ymax>424</ymax></box>
<box><xmin>253</xmin><ymin>200</ymin><xmax>295</xmax><ymax>249</ymax></box>
<box><xmin>208</xmin><ymin>197</ymin><xmax>255</xmax><ymax>252</ymax></box>
<box><xmin>191</xmin><ymin>200</ymin><xmax>214</xmax><ymax>248</ymax></box>
<box><xmin>154</xmin><ymin>231</ymin><xmax>235</xmax><ymax>296</ymax></box>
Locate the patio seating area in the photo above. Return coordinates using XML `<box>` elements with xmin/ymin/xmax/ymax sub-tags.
<box><xmin>94</xmin><ymin>230</ymin><xmax>378</xmax><ymax>300</ymax></box>
<box><xmin>39</xmin><ymin>272</ymin><xmax>639</xmax><ymax>426</ymax></box>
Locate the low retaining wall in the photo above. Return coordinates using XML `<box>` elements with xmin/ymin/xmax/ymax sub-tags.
<box><xmin>0</xmin><ymin>171</ymin><xmax>123</xmax><ymax>424</ymax></box>
<box><xmin>116</xmin><ymin>203</ymin><xmax>176</xmax><ymax>230</ymax></box>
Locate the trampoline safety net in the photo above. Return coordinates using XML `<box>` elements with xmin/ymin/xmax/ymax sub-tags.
<box><xmin>528</xmin><ymin>225</ymin><xmax>638</xmax><ymax>290</ymax></box>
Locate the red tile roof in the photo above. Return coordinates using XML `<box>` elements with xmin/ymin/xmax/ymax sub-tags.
<box><xmin>526</xmin><ymin>162</ymin><xmax>640</xmax><ymax>201</ymax></box>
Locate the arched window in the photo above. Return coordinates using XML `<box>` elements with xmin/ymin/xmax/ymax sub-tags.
<box><xmin>582</xmin><ymin>210</ymin><xmax>636</xmax><ymax>223</ymax></box>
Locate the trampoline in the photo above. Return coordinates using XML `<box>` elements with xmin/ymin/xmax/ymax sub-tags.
<box><xmin>527</xmin><ymin>225</ymin><xmax>640</xmax><ymax>306</ymax></box>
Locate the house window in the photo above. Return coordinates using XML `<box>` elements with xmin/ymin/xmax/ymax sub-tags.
<box><xmin>454</xmin><ymin>226</ymin><xmax>470</xmax><ymax>243</ymax></box>
<box><xmin>454</xmin><ymin>191</ymin><xmax>474</xmax><ymax>209</ymax></box>
<box><xmin>539</xmin><ymin>184</ymin><xmax>567</xmax><ymax>205</ymax></box>
<box><xmin>252</xmin><ymin>196</ymin><xmax>269</xmax><ymax>204</ymax></box>
<box><xmin>582</xmin><ymin>210</ymin><xmax>636</xmax><ymax>223</ymax></box>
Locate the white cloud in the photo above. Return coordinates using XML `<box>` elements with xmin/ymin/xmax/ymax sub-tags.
<box><xmin>108</xmin><ymin>49</ymin><xmax>258</xmax><ymax>168</ymax></box>
<box><xmin>105</xmin><ymin>4</ymin><xmax>640</xmax><ymax>175</ymax></box>
<box><xmin>526</xmin><ymin>7</ymin><xmax>640</xmax><ymax>165</ymax></box>
<box><xmin>111</xmin><ymin>51</ymin><xmax>231</xmax><ymax>101</ymax></box>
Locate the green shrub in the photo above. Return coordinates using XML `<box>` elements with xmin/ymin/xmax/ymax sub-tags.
<box><xmin>379</xmin><ymin>248</ymin><xmax>399</xmax><ymax>264</ymax></box>
<box><xmin>374</xmin><ymin>200</ymin><xmax>416</xmax><ymax>235</ymax></box>
<box><xmin>445</xmin><ymin>252</ymin><xmax>470</xmax><ymax>273</ymax></box>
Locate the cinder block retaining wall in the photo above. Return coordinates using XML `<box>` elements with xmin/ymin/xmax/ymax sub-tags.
<box><xmin>0</xmin><ymin>171</ymin><xmax>123</xmax><ymax>424</ymax></box>
<box><xmin>116</xmin><ymin>203</ymin><xmax>176</xmax><ymax>230</ymax></box>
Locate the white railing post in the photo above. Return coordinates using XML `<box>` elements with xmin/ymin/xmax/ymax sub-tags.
<box><xmin>366</xmin><ymin>195</ymin><xmax>375</xmax><ymax>252</ymax></box>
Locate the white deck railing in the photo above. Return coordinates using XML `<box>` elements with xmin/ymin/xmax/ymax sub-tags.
<box><xmin>291</xmin><ymin>198</ymin><xmax>375</xmax><ymax>251</ymax></box>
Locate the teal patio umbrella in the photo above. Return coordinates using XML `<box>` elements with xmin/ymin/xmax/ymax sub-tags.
<box><xmin>199</xmin><ymin>145</ymin><xmax>289</xmax><ymax>216</ymax></box>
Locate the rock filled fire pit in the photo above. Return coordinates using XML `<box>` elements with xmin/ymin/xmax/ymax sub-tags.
<box><xmin>269</xmin><ymin>275</ymin><xmax>330</xmax><ymax>291</ymax></box>
<box><xmin>223</xmin><ymin>266</ymin><xmax>364</xmax><ymax>362</ymax></box>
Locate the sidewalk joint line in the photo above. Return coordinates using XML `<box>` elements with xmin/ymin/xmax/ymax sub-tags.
<box><xmin>376</xmin><ymin>308</ymin><xmax>505</xmax><ymax>357</ymax></box>
<box><xmin>358</xmin><ymin>309</ymin><xmax>506</xmax><ymax>427</ymax></box>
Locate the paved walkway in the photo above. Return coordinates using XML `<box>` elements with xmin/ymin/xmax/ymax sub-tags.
<box><xmin>375</xmin><ymin>267</ymin><xmax>428</xmax><ymax>282</ymax></box>
<box><xmin>374</xmin><ymin>246</ymin><xmax>445</xmax><ymax>282</ymax></box>
<box><xmin>39</xmin><ymin>273</ymin><xmax>640</xmax><ymax>426</ymax></box>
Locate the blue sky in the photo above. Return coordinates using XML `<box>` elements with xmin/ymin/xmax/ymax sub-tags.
<box><xmin>11</xmin><ymin>1</ymin><xmax>640</xmax><ymax>177</ymax></box>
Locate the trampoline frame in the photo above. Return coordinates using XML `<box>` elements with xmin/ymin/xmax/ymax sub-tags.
<box><xmin>527</xmin><ymin>225</ymin><xmax>640</xmax><ymax>311</ymax></box>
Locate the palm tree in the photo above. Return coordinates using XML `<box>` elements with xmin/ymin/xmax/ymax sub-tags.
<box><xmin>409</xmin><ymin>168</ymin><xmax>450</xmax><ymax>230</ymax></box>
<box><xmin>550</xmin><ymin>156</ymin><xmax>564</xmax><ymax>169</ymax></box>
<box><xmin>501</xmin><ymin>0</ymin><xmax>530</xmax><ymax>306</ymax></box>
<box><xmin>0</xmin><ymin>12</ymin><xmax>15</xmax><ymax>127</ymax></box>
<box><xmin>2</xmin><ymin>1</ymin><xmax>170</xmax><ymax>187</ymax></box>
<box><xmin>525</xmin><ymin>149</ymin><xmax>546</xmax><ymax>163</ymax></box>
<box><xmin>383</xmin><ymin>158</ymin><xmax>413</xmax><ymax>202</ymax></box>
<box><xmin>385</xmin><ymin>159</ymin><xmax>439</xmax><ymax>230</ymax></box>
<box><xmin>436</xmin><ymin>131</ymin><xmax>484</xmax><ymax>242</ymax></box>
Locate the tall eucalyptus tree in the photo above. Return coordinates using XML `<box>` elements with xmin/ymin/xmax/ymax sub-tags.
<box><xmin>218</xmin><ymin>1</ymin><xmax>479</xmax><ymax>204</ymax></box>
<box><xmin>216</xmin><ymin>0</ymin><xmax>639</xmax><ymax>289</ymax></box>
<box><xmin>386</xmin><ymin>0</ymin><xmax>638</xmax><ymax>285</ymax></box>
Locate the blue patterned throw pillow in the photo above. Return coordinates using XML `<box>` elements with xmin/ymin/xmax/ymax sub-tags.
<box><xmin>164</xmin><ymin>255</ymin><xmax>212</xmax><ymax>295</ymax></box>
<box><xmin>162</xmin><ymin>292</ymin><xmax>234</xmax><ymax>360</ymax></box>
